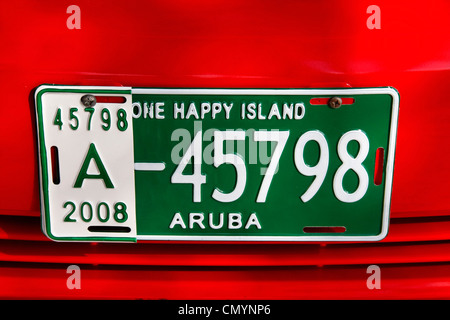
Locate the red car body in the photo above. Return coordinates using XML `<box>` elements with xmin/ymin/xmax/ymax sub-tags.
<box><xmin>0</xmin><ymin>0</ymin><xmax>449</xmax><ymax>299</ymax></box>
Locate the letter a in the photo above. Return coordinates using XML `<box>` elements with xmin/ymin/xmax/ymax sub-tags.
<box><xmin>74</xmin><ymin>143</ymin><xmax>114</xmax><ymax>188</ymax></box>
<box><xmin>366</xmin><ymin>265</ymin><xmax>381</xmax><ymax>289</ymax></box>
<box><xmin>66</xmin><ymin>265</ymin><xmax>81</xmax><ymax>289</ymax></box>
<box><xmin>66</xmin><ymin>5</ymin><xmax>81</xmax><ymax>29</ymax></box>
<box><xmin>366</xmin><ymin>5</ymin><xmax>381</xmax><ymax>30</ymax></box>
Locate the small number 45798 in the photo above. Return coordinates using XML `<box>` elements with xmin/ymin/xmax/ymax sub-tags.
<box><xmin>53</xmin><ymin>107</ymin><xmax>128</xmax><ymax>132</ymax></box>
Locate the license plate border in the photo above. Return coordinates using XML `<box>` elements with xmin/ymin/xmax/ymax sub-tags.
<box><xmin>35</xmin><ymin>85</ymin><xmax>399</xmax><ymax>242</ymax></box>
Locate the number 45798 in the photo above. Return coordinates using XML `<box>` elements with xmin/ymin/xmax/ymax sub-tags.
<box><xmin>171</xmin><ymin>129</ymin><xmax>370</xmax><ymax>204</ymax></box>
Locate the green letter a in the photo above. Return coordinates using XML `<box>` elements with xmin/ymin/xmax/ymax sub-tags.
<box><xmin>74</xmin><ymin>143</ymin><xmax>114</xmax><ymax>188</ymax></box>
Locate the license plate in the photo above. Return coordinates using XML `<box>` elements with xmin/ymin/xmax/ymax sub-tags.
<box><xmin>35</xmin><ymin>85</ymin><xmax>399</xmax><ymax>242</ymax></box>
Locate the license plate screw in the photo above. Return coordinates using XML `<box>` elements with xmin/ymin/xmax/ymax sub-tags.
<box><xmin>81</xmin><ymin>94</ymin><xmax>97</xmax><ymax>107</ymax></box>
<box><xmin>328</xmin><ymin>97</ymin><xmax>342</xmax><ymax>109</ymax></box>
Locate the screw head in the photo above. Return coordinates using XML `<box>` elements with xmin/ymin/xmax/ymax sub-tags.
<box><xmin>328</xmin><ymin>97</ymin><xmax>342</xmax><ymax>109</ymax></box>
<box><xmin>81</xmin><ymin>95</ymin><xmax>96</xmax><ymax>107</ymax></box>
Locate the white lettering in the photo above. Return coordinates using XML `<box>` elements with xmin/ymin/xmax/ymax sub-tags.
<box><xmin>246</xmin><ymin>103</ymin><xmax>256</xmax><ymax>119</ymax></box>
<box><xmin>169</xmin><ymin>212</ymin><xmax>186</xmax><ymax>229</ymax></box>
<box><xmin>178</xmin><ymin>304</ymin><xmax>212</xmax><ymax>317</ymax></box>
<box><xmin>155</xmin><ymin>102</ymin><xmax>165</xmax><ymax>119</ymax></box>
<box><xmin>223</xmin><ymin>103</ymin><xmax>233</xmax><ymax>119</ymax></box>
<box><xmin>186</xmin><ymin>103</ymin><xmax>199</xmax><ymax>119</ymax></box>
<box><xmin>257</xmin><ymin>103</ymin><xmax>266</xmax><ymax>120</ymax></box>
<box><xmin>189</xmin><ymin>213</ymin><xmax>205</xmax><ymax>229</ymax></box>
<box><xmin>174</xmin><ymin>102</ymin><xmax>185</xmax><ymax>119</ymax></box>
<box><xmin>132</xmin><ymin>102</ymin><xmax>142</xmax><ymax>118</ymax></box>
<box><xmin>294</xmin><ymin>103</ymin><xmax>305</xmax><ymax>119</ymax></box>
<box><xmin>143</xmin><ymin>102</ymin><xmax>152</xmax><ymax>118</ymax></box>
<box><xmin>211</xmin><ymin>103</ymin><xmax>222</xmax><ymax>119</ymax></box>
<box><xmin>245</xmin><ymin>213</ymin><xmax>262</xmax><ymax>229</ymax></box>
<box><xmin>209</xmin><ymin>213</ymin><xmax>224</xmax><ymax>229</ymax></box>
<box><xmin>282</xmin><ymin>103</ymin><xmax>293</xmax><ymax>119</ymax></box>
<box><xmin>228</xmin><ymin>213</ymin><xmax>242</xmax><ymax>229</ymax></box>
<box><xmin>170</xmin><ymin>212</ymin><xmax>262</xmax><ymax>231</ymax></box>
<box><xmin>201</xmin><ymin>103</ymin><xmax>211</xmax><ymax>119</ymax></box>
<box><xmin>268</xmin><ymin>103</ymin><xmax>281</xmax><ymax>120</ymax></box>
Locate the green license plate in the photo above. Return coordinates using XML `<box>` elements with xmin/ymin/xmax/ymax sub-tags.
<box><xmin>35</xmin><ymin>85</ymin><xmax>399</xmax><ymax>242</ymax></box>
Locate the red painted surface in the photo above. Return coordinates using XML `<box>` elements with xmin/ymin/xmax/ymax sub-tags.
<box><xmin>0</xmin><ymin>0</ymin><xmax>450</xmax><ymax>299</ymax></box>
